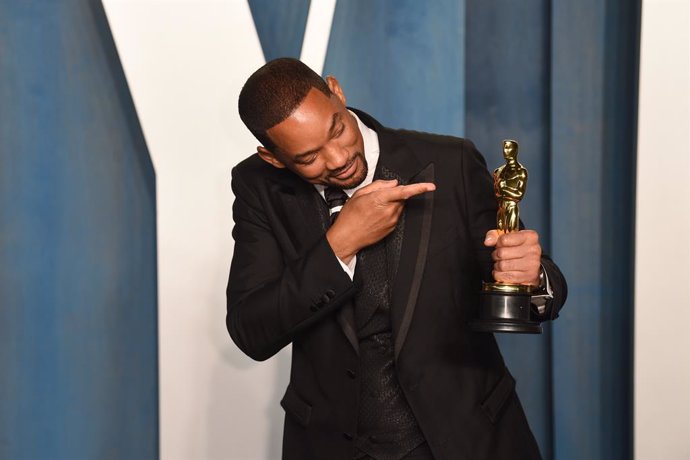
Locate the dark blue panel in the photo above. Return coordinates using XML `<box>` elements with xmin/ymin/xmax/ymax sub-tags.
<box><xmin>323</xmin><ymin>0</ymin><xmax>465</xmax><ymax>137</ymax></box>
<box><xmin>551</xmin><ymin>0</ymin><xmax>639</xmax><ymax>459</ymax></box>
<box><xmin>465</xmin><ymin>1</ymin><xmax>553</xmax><ymax>456</ymax></box>
<box><xmin>248</xmin><ymin>0</ymin><xmax>311</xmax><ymax>62</ymax></box>
<box><xmin>0</xmin><ymin>2</ymin><xmax>158</xmax><ymax>459</ymax></box>
<box><xmin>320</xmin><ymin>2</ymin><xmax>640</xmax><ymax>459</ymax></box>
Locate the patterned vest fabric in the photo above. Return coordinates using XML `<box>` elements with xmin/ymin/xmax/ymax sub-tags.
<box><xmin>315</xmin><ymin>167</ymin><xmax>427</xmax><ymax>460</ymax></box>
<box><xmin>353</xmin><ymin>245</ymin><xmax>426</xmax><ymax>459</ymax></box>
<box><xmin>350</xmin><ymin>168</ymin><xmax>426</xmax><ymax>460</ymax></box>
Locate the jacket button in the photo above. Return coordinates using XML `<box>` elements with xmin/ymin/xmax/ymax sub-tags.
<box><xmin>346</xmin><ymin>369</ymin><xmax>356</xmax><ymax>379</ymax></box>
<box><xmin>321</xmin><ymin>293</ymin><xmax>331</xmax><ymax>303</ymax></box>
<box><xmin>325</xmin><ymin>289</ymin><xmax>335</xmax><ymax>298</ymax></box>
<box><xmin>342</xmin><ymin>432</ymin><xmax>353</xmax><ymax>441</ymax></box>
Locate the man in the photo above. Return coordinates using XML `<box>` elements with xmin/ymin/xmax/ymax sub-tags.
<box><xmin>227</xmin><ymin>58</ymin><xmax>567</xmax><ymax>459</ymax></box>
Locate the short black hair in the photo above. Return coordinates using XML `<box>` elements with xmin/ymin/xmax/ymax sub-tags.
<box><xmin>238</xmin><ymin>58</ymin><xmax>332</xmax><ymax>151</ymax></box>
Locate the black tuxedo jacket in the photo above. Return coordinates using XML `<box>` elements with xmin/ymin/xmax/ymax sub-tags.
<box><xmin>226</xmin><ymin>110</ymin><xmax>567</xmax><ymax>460</ymax></box>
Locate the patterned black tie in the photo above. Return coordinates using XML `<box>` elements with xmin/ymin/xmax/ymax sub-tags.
<box><xmin>324</xmin><ymin>187</ymin><xmax>349</xmax><ymax>226</ymax></box>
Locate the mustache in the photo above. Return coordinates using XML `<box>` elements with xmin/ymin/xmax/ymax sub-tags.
<box><xmin>330</xmin><ymin>152</ymin><xmax>362</xmax><ymax>176</ymax></box>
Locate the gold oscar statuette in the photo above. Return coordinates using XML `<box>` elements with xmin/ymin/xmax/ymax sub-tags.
<box><xmin>471</xmin><ymin>140</ymin><xmax>542</xmax><ymax>334</ymax></box>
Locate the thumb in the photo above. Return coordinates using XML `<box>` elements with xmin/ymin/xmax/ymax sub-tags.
<box><xmin>484</xmin><ymin>230</ymin><xmax>499</xmax><ymax>247</ymax></box>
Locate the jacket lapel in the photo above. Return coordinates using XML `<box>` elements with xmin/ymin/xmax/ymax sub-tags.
<box><xmin>266</xmin><ymin>171</ymin><xmax>360</xmax><ymax>354</ymax></box>
<box><xmin>390</xmin><ymin>162</ymin><xmax>435</xmax><ymax>361</ymax></box>
<box><xmin>336</xmin><ymin>302</ymin><xmax>358</xmax><ymax>354</ymax></box>
<box><xmin>354</xmin><ymin>110</ymin><xmax>436</xmax><ymax>361</ymax></box>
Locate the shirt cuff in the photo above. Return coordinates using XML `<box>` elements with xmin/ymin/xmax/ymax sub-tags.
<box><xmin>336</xmin><ymin>255</ymin><xmax>357</xmax><ymax>280</ymax></box>
<box><xmin>530</xmin><ymin>264</ymin><xmax>554</xmax><ymax>314</ymax></box>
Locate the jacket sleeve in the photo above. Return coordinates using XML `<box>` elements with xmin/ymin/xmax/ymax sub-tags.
<box><xmin>458</xmin><ymin>140</ymin><xmax>568</xmax><ymax>321</ymax></box>
<box><xmin>226</xmin><ymin>168</ymin><xmax>356</xmax><ymax>361</ymax></box>
<box><xmin>537</xmin><ymin>255</ymin><xmax>568</xmax><ymax>321</ymax></box>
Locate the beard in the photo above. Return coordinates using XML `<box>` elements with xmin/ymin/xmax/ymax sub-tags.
<box><xmin>330</xmin><ymin>152</ymin><xmax>368</xmax><ymax>190</ymax></box>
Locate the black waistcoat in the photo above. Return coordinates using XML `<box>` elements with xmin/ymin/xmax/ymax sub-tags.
<box><xmin>351</xmin><ymin>167</ymin><xmax>426</xmax><ymax>460</ymax></box>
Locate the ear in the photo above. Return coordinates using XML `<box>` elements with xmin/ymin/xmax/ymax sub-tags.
<box><xmin>325</xmin><ymin>75</ymin><xmax>346</xmax><ymax>106</ymax></box>
<box><xmin>257</xmin><ymin>146</ymin><xmax>286</xmax><ymax>169</ymax></box>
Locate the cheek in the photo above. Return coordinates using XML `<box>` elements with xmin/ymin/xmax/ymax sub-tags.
<box><xmin>291</xmin><ymin>162</ymin><xmax>327</xmax><ymax>181</ymax></box>
<box><xmin>342</xmin><ymin>123</ymin><xmax>361</xmax><ymax>149</ymax></box>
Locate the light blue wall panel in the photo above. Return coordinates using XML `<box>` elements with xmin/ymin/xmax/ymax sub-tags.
<box><xmin>0</xmin><ymin>2</ymin><xmax>158</xmax><ymax>459</ymax></box>
<box><xmin>323</xmin><ymin>0</ymin><xmax>465</xmax><ymax>137</ymax></box>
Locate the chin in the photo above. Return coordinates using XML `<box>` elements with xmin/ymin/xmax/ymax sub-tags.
<box><xmin>339</xmin><ymin>164</ymin><xmax>368</xmax><ymax>189</ymax></box>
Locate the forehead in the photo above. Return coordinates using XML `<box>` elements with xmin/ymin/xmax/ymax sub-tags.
<box><xmin>266</xmin><ymin>88</ymin><xmax>341</xmax><ymax>154</ymax></box>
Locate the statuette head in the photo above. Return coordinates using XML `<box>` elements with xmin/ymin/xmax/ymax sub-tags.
<box><xmin>502</xmin><ymin>139</ymin><xmax>518</xmax><ymax>160</ymax></box>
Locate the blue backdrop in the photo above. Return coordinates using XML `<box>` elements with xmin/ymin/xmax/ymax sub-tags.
<box><xmin>0</xmin><ymin>2</ymin><xmax>158</xmax><ymax>459</ymax></box>
<box><xmin>301</xmin><ymin>1</ymin><xmax>639</xmax><ymax>458</ymax></box>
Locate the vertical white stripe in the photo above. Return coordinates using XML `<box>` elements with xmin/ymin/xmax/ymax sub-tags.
<box><xmin>300</xmin><ymin>0</ymin><xmax>337</xmax><ymax>75</ymax></box>
<box><xmin>635</xmin><ymin>1</ymin><xmax>690</xmax><ymax>458</ymax></box>
<box><xmin>103</xmin><ymin>1</ymin><xmax>290</xmax><ymax>459</ymax></box>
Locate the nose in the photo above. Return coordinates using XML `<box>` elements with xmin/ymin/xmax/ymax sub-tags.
<box><xmin>323</xmin><ymin>144</ymin><xmax>349</xmax><ymax>171</ymax></box>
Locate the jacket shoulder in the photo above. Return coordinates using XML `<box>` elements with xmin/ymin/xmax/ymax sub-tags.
<box><xmin>388</xmin><ymin>128</ymin><xmax>483</xmax><ymax>165</ymax></box>
<box><xmin>232</xmin><ymin>153</ymin><xmax>271</xmax><ymax>179</ymax></box>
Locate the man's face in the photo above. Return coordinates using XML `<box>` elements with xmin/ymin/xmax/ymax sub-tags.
<box><xmin>257</xmin><ymin>77</ymin><xmax>367</xmax><ymax>189</ymax></box>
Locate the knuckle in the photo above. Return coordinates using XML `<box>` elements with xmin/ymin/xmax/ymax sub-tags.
<box><xmin>524</xmin><ymin>229</ymin><xmax>537</xmax><ymax>238</ymax></box>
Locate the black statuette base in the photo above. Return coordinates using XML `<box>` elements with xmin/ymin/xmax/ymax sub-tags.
<box><xmin>471</xmin><ymin>290</ymin><xmax>542</xmax><ymax>334</ymax></box>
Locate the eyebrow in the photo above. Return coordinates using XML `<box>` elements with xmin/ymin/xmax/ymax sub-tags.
<box><xmin>293</xmin><ymin>112</ymin><xmax>342</xmax><ymax>161</ymax></box>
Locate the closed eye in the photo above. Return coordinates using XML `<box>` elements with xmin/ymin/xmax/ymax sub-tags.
<box><xmin>333</xmin><ymin>123</ymin><xmax>345</xmax><ymax>138</ymax></box>
<box><xmin>295</xmin><ymin>153</ymin><xmax>318</xmax><ymax>165</ymax></box>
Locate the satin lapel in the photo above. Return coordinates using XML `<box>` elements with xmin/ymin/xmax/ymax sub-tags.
<box><xmin>336</xmin><ymin>303</ymin><xmax>358</xmax><ymax>354</ymax></box>
<box><xmin>391</xmin><ymin>163</ymin><xmax>435</xmax><ymax>361</ymax></box>
<box><xmin>267</xmin><ymin>174</ymin><xmax>359</xmax><ymax>354</ymax></box>
<box><xmin>350</xmin><ymin>109</ymin><xmax>436</xmax><ymax>361</ymax></box>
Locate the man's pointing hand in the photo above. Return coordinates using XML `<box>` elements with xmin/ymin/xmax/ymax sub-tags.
<box><xmin>326</xmin><ymin>179</ymin><xmax>436</xmax><ymax>263</ymax></box>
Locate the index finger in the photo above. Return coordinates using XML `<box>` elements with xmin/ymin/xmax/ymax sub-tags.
<box><xmin>378</xmin><ymin>182</ymin><xmax>436</xmax><ymax>201</ymax></box>
<box><xmin>496</xmin><ymin>229</ymin><xmax>538</xmax><ymax>247</ymax></box>
<box><xmin>354</xmin><ymin>179</ymin><xmax>398</xmax><ymax>196</ymax></box>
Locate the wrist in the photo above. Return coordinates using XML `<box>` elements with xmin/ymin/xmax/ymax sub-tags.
<box><xmin>326</xmin><ymin>227</ymin><xmax>357</xmax><ymax>264</ymax></box>
<box><xmin>523</xmin><ymin>265</ymin><xmax>544</xmax><ymax>290</ymax></box>
<box><xmin>531</xmin><ymin>267</ymin><xmax>547</xmax><ymax>294</ymax></box>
